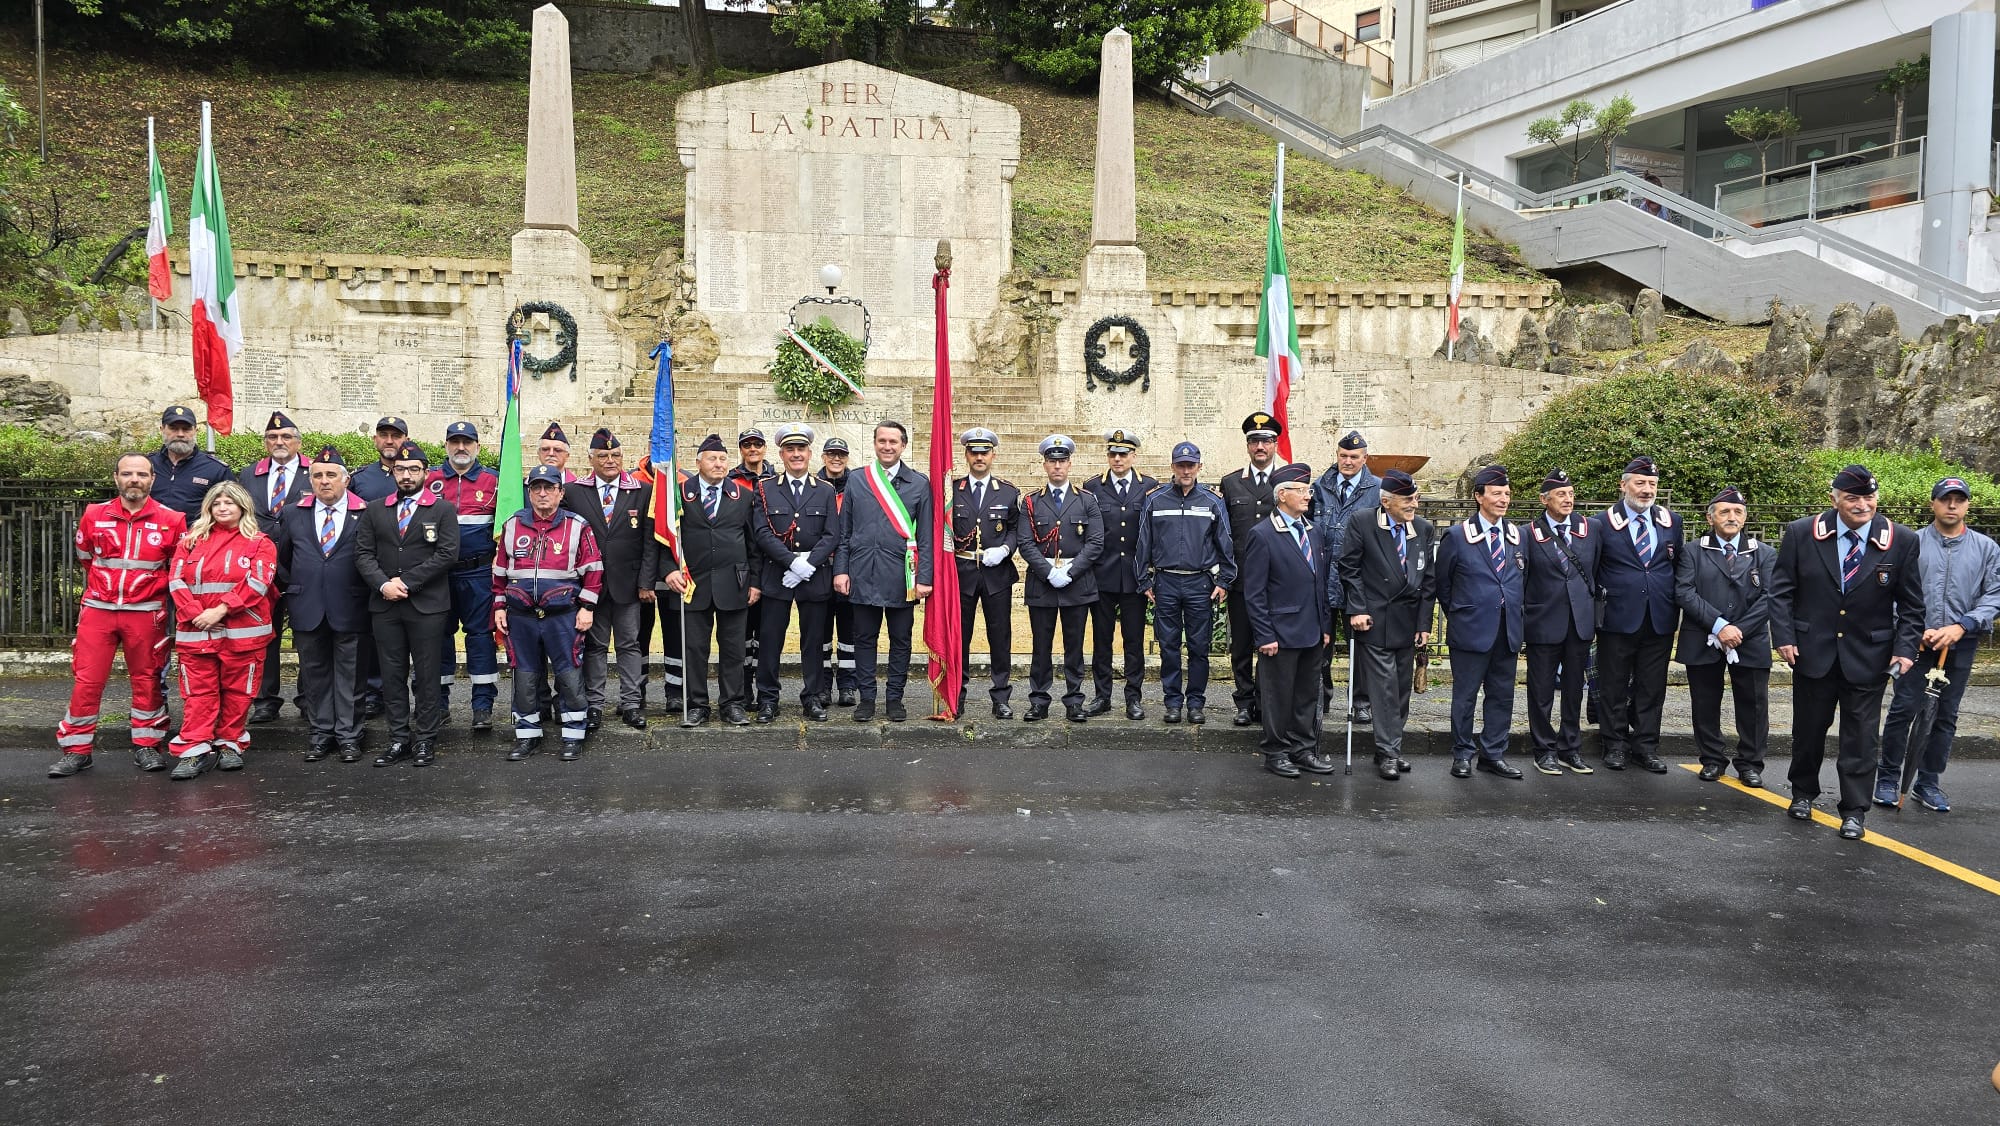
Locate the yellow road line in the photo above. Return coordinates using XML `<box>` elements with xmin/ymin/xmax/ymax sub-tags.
<box><xmin>1678</xmin><ymin>763</ymin><xmax>2000</xmax><ymax>897</ymax></box>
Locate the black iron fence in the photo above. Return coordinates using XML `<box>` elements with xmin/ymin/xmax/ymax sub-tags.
<box><xmin>2</xmin><ymin>482</ymin><xmax>1996</xmax><ymax>649</ymax></box>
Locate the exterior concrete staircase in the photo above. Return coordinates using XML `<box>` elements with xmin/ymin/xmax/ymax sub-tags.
<box><xmin>1166</xmin><ymin>78</ymin><xmax>2000</xmax><ymax>335</ymax></box>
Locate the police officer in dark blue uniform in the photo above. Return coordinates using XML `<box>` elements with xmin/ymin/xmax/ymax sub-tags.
<box><xmin>950</xmin><ymin>427</ymin><xmax>1022</xmax><ymax>718</ymax></box>
<box><xmin>1016</xmin><ymin>434</ymin><xmax>1105</xmax><ymax>723</ymax></box>
<box><xmin>146</xmin><ymin>405</ymin><xmax>232</xmax><ymax>522</ymax></box>
<box><xmin>1437</xmin><ymin>465</ymin><xmax>1526</xmax><ymax>779</ymax></box>
<box><xmin>348</xmin><ymin>416</ymin><xmax>409</xmax><ymax>504</ymax></box>
<box><xmin>428</xmin><ymin>420</ymin><xmax>500</xmax><ymax>730</ymax></box>
<box><xmin>1588</xmin><ymin>455</ymin><xmax>1682</xmax><ymax>773</ymax></box>
<box><xmin>1136</xmin><ymin>441</ymin><xmax>1235</xmax><ymax>725</ymax></box>
<box><xmin>817</xmin><ymin>437</ymin><xmax>858</xmax><ymax>708</ymax></box>
<box><xmin>1082</xmin><ymin>428</ymin><xmax>1156</xmax><ymax>720</ymax></box>
<box><xmin>751</xmin><ymin>423</ymin><xmax>840</xmax><ymax>723</ymax></box>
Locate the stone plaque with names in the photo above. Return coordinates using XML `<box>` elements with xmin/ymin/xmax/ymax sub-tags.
<box><xmin>338</xmin><ymin>355</ymin><xmax>378</xmax><ymax>412</ymax></box>
<box><xmin>238</xmin><ymin>348</ymin><xmax>287</xmax><ymax>411</ymax></box>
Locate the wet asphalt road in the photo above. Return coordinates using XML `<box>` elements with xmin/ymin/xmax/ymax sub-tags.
<box><xmin>2</xmin><ymin>741</ymin><xmax>1997</xmax><ymax>1126</ymax></box>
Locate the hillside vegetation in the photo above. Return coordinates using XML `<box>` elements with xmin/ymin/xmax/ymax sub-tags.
<box><xmin>0</xmin><ymin>36</ymin><xmax>1535</xmax><ymax>327</ymax></box>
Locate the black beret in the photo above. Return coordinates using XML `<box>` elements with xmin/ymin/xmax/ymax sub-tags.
<box><xmin>1831</xmin><ymin>464</ymin><xmax>1878</xmax><ymax>496</ymax></box>
<box><xmin>1710</xmin><ymin>486</ymin><xmax>1745</xmax><ymax>507</ymax></box>
<box><xmin>1337</xmin><ymin>430</ymin><xmax>1367</xmax><ymax>451</ymax></box>
<box><xmin>1473</xmin><ymin>465</ymin><xmax>1510</xmax><ymax>489</ymax></box>
<box><xmin>315</xmin><ymin>445</ymin><xmax>345</xmax><ymax>468</ymax></box>
<box><xmin>1623</xmin><ymin>456</ymin><xmax>1658</xmax><ymax>478</ymax></box>
<box><xmin>264</xmin><ymin>410</ymin><xmax>296</xmax><ymax>433</ymax></box>
<box><xmin>697</xmin><ymin>433</ymin><xmax>727</xmax><ymax>455</ymax></box>
<box><xmin>590</xmin><ymin>427</ymin><xmax>620</xmax><ymax>451</ymax></box>
<box><xmin>540</xmin><ymin>422</ymin><xmax>568</xmax><ymax>445</ymax></box>
<box><xmin>392</xmin><ymin>441</ymin><xmax>428</xmax><ymax>467</ymax></box>
<box><xmin>1539</xmin><ymin>469</ymin><xmax>1571</xmax><ymax>493</ymax></box>
<box><xmin>1380</xmin><ymin>469</ymin><xmax>1417</xmax><ymax>497</ymax></box>
<box><xmin>1269</xmin><ymin>462</ymin><xmax>1313</xmax><ymax>486</ymax></box>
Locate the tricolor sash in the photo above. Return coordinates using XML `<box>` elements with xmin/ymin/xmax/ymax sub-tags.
<box><xmin>865</xmin><ymin>460</ymin><xmax>918</xmax><ymax>600</ymax></box>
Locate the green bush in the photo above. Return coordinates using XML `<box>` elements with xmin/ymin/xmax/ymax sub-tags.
<box><xmin>1806</xmin><ymin>445</ymin><xmax>2000</xmax><ymax>508</ymax></box>
<box><xmin>0</xmin><ymin>425</ymin><xmax>493</xmax><ymax>481</ymax></box>
<box><xmin>47</xmin><ymin>0</ymin><xmax>527</xmax><ymax>76</ymax></box>
<box><xmin>1493</xmin><ymin>371</ymin><xmax>1819</xmax><ymax>508</ymax></box>
<box><xmin>956</xmin><ymin>0</ymin><xmax>1262</xmax><ymax>87</ymax></box>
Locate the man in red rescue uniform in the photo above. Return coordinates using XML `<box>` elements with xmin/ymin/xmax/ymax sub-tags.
<box><xmin>49</xmin><ymin>453</ymin><xmax>188</xmax><ymax>778</ymax></box>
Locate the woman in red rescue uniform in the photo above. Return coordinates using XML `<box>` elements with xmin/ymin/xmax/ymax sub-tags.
<box><xmin>167</xmin><ymin>480</ymin><xmax>279</xmax><ymax>780</ymax></box>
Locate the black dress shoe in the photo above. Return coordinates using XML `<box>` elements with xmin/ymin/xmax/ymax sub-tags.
<box><xmin>1837</xmin><ymin>815</ymin><xmax>1865</xmax><ymax>840</ymax></box>
<box><xmin>1295</xmin><ymin>753</ymin><xmax>1337</xmax><ymax>775</ymax></box>
<box><xmin>681</xmin><ymin>706</ymin><xmax>711</xmax><ymax>728</ymax></box>
<box><xmin>1698</xmin><ymin>762</ymin><xmax>1726</xmax><ymax>781</ymax></box>
<box><xmin>755</xmin><ymin>703</ymin><xmax>778</xmax><ymax>725</ymax></box>
<box><xmin>1398</xmin><ymin>758</ymin><xmax>1412</xmax><ymax>773</ymax></box>
<box><xmin>586</xmin><ymin>707</ymin><xmax>603</xmax><ymax>732</ymax></box>
<box><xmin>1738</xmin><ymin>767</ymin><xmax>1763</xmax><ymax>788</ymax></box>
<box><xmin>853</xmin><ymin>700</ymin><xmax>875</xmax><ymax>722</ymax></box>
<box><xmin>560</xmin><ymin>740</ymin><xmax>585</xmax><ymax>762</ymax></box>
<box><xmin>1557</xmin><ymin>753</ymin><xmax>1594</xmax><ymax>775</ymax></box>
<box><xmin>1637</xmin><ymin>754</ymin><xmax>1669</xmax><ymax>774</ymax></box>
<box><xmin>992</xmin><ymin>702</ymin><xmax>1014</xmax><ymax>720</ymax></box>
<box><xmin>1187</xmin><ymin>707</ymin><xmax>1205</xmax><ymax>725</ymax></box>
<box><xmin>1265</xmin><ymin>756</ymin><xmax>1302</xmax><ymax>779</ymax></box>
<box><xmin>837</xmin><ymin>689</ymin><xmax>858</xmax><ymax>708</ymax></box>
<box><xmin>1477</xmin><ymin>757</ymin><xmax>1524</xmax><ymax>780</ymax></box>
<box><xmin>1126</xmin><ymin>703</ymin><xmax>1145</xmax><ymax>720</ymax></box>
<box><xmin>1065</xmin><ymin>705</ymin><xmax>1088</xmax><ymax>723</ymax></box>
<box><xmin>1164</xmin><ymin>707</ymin><xmax>1182</xmax><ymax>724</ymax></box>
<box><xmin>885</xmin><ymin>701</ymin><xmax>907</xmax><ymax>723</ymax></box>
<box><xmin>1450</xmin><ymin>759</ymin><xmax>1473</xmax><ymax>779</ymax></box>
<box><xmin>411</xmin><ymin>741</ymin><xmax>436</xmax><ymax>767</ymax></box>
<box><xmin>470</xmin><ymin>707</ymin><xmax>493</xmax><ymax>732</ymax></box>
<box><xmin>803</xmin><ymin>700</ymin><xmax>829</xmax><ymax>721</ymax></box>
<box><xmin>621</xmin><ymin>707</ymin><xmax>648</xmax><ymax>730</ymax></box>
<box><xmin>1024</xmin><ymin>704</ymin><xmax>1049</xmax><ymax>722</ymax></box>
<box><xmin>1085</xmin><ymin>696</ymin><xmax>1112</xmax><ymax>717</ymax></box>
<box><xmin>304</xmin><ymin>739</ymin><xmax>334</xmax><ymax>762</ymax></box>
<box><xmin>248</xmin><ymin>700</ymin><xmax>281</xmax><ymax>725</ymax></box>
<box><xmin>508</xmin><ymin>739</ymin><xmax>539</xmax><ymax>761</ymax></box>
<box><xmin>373</xmin><ymin>741</ymin><xmax>412</xmax><ymax>768</ymax></box>
<box><xmin>1603</xmin><ymin>749</ymin><xmax>1628</xmax><ymax>771</ymax></box>
<box><xmin>722</xmin><ymin>705</ymin><xmax>751</xmax><ymax>726</ymax></box>
<box><xmin>338</xmin><ymin>740</ymin><xmax>365</xmax><ymax>763</ymax></box>
<box><xmin>1376</xmin><ymin>756</ymin><xmax>1400</xmax><ymax>781</ymax></box>
<box><xmin>1787</xmin><ymin>797</ymin><xmax>1813</xmax><ymax>820</ymax></box>
<box><xmin>1352</xmin><ymin>703</ymin><xmax>1374</xmax><ymax>726</ymax></box>
<box><xmin>363</xmin><ymin>697</ymin><xmax>385</xmax><ymax>720</ymax></box>
<box><xmin>1233</xmin><ymin>707</ymin><xmax>1256</xmax><ymax>727</ymax></box>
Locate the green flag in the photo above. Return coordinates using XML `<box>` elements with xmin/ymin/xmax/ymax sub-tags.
<box><xmin>497</xmin><ymin>339</ymin><xmax>525</xmax><ymax>522</ymax></box>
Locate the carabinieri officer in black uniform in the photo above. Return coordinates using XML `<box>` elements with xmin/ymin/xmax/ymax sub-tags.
<box><xmin>1016</xmin><ymin>434</ymin><xmax>1105</xmax><ymax>723</ymax></box>
<box><xmin>1220</xmin><ymin>412</ymin><xmax>1281</xmax><ymax>727</ymax></box>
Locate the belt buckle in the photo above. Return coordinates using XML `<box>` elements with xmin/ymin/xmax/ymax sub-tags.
<box><xmin>534</xmin><ymin>607</ymin><xmax>548</xmax><ymax>620</ymax></box>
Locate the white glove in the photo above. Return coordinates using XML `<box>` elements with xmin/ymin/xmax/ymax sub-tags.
<box><xmin>781</xmin><ymin>570</ymin><xmax>802</xmax><ymax>589</ymax></box>
<box><xmin>980</xmin><ymin>545</ymin><xmax>1010</xmax><ymax>567</ymax></box>
<box><xmin>787</xmin><ymin>554</ymin><xmax>816</xmax><ymax>582</ymax></box>
<box><xmin>1705</xmin><ymin>633</ymin><xmax>1741</xmax><ymax>665</ymax></box>
<box><xmin>1047</xmin><ymin>565</ymin><xmax>1072</xmax><ymax>589</ymax></box>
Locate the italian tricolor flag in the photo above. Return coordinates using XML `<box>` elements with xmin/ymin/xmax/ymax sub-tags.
<box><xmin>188</xmin><ymin>102</ymin><xmax>240</xmax><ymax>435</ymax></box>
<box><xmin>1447</xmin><ymin>175</ymin><xmax>1466</xmax><ymax>350</ymax></box>
<box><xmin>145</xmin><ymin>118</ymin><xmax>172</xmax><ymax>301</ymax></box>
<box><xmin>1253</xmin><ymin>145</ymin><xmax>1299</xmax><ymax>462</ymax></box>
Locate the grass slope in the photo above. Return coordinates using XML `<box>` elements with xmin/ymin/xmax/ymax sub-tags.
<box><xmin>1</xmin><ymin>36</ymin><xmax>1533</xmax><ymax>318</ymax></box>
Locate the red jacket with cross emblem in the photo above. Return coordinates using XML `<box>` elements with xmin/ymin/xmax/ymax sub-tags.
<box><xmin>168</xmin><ymin>526</ymin><xmax>279</xmax><ymax>653</ymax></box>
<box><xmin>75</xmin><ymin>496</ymin><xmax>186</xmax><ymax>611</ymax></box>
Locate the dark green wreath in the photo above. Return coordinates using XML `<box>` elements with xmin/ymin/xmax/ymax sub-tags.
<box><xmin>506</xmin><ymin>301</ymin><xmax>579</xmax><ymax>381</ymax></box>
<box><xmin>771</xmin><ymin>318</ymin><xmax>868</xmax><ymax>416</ymax></box>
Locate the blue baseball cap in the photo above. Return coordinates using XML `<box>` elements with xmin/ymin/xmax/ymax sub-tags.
<box><xmin>1934</xmin><ymin>477</ymin><xmax>1971</xmax><ymax>500</ymax></box>
<box><xmin>1172</xmin><ymin>441</ymin><xmax>1201</xmax><ymax>465</ymax></box>
<box><xmin>446</xmin><ymin>421</ymin><xmax>479</xmax><ymax>442</ymax></box>
<box><xmin>526</xmin><ymin>464</ymin><xmax>564</xmax><ymax>488</ymax></box>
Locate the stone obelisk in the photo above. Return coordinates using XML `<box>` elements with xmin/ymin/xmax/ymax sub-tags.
<box><xmin>1082</xmin><ymin>27</ymin><xmax>1145</xmax><ymax>292</ymax></box>
<box><xmin>515</xmin><ymin>3</ymin><xmax>589</xmax><ymax>277</ymax></box>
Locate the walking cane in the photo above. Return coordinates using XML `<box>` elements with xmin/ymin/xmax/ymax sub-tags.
<box><xmin>1344</xmin><ymin>632</ymin><xmax>1356</xmax><ymax>775</ymax></box>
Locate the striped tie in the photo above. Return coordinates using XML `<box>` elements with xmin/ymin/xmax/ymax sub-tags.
<box><xmin>272</xmin><ymin>464</ymin><xmax>288</xmax><ymax>510</ymax></box>
<box><xmin>704</xmin><ymin>485</ymin><xmax>719</xmax><ymax>520</ymax></box>
<box><xmin>1294</xmin><ymin>520</ymin><xmax>1312</xmax><ymax>564</ymax></box>
<box><xmin>397</xmin><ymin>498</ymin><xmax>415</xmax><ymax>536</ymax></box>
<box><xmin>1551</xmin><ymin>521</ymin><xmax>1569</xmax><ymax>574</ymax></box>
<box><xmin>1488</xmin><ymin>526</ymin><xmax>1504</xmax><ymax>575</ymax></box>
<box><xmin>601</xmin><ymin>482</ymin><xmax>615</xmax><ymax>520</ymax></box>
<box><xmin>1842</xmin><ymin>531</ymin><xmax>1863</xmax><ymax>592</ymax></box>
<box><xmin>320</xmin><ymin>507</ymin><xmax>336</xmax><ymax>556</ymax></box>
<box><xmin>1393</xmin><ymin>522</ymin><xmax>1407</xmax><ymax>567</ymax></box>
<box><xmin>1635</xmin><ymin>515</ymin><xmax>1654</xmax><ymax>566</ymax></box>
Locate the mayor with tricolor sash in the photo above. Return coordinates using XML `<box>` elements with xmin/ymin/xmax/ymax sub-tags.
<box><xmin>833</xmin><ymin>420</ymin><xmax>934</xmax><ymax>723</ymax></box>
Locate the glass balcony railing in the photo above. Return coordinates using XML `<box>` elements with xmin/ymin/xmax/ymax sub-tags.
<box><xmin>1714</xmin><ymin>138</ymin><xmax>1925</xmax><ymax>227</ymax></box>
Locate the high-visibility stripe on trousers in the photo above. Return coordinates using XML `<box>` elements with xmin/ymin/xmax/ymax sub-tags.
<box><xmin>170</xmin><ymin>649</ymin><xmax>263</xmax><ymax>758</ymax></box>
<box><xmin>59</xmin><ymin>605</ymin><xmax>172</xmax><ymax>753</ymax></box>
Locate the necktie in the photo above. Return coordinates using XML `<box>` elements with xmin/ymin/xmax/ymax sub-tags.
<box><xmin>273</xmin><ymin>464</ymin><xmax>289</xmax><ymax>509</ymax></box>
<box><xmin>704</xmin><ymin>484</ymin><xmax>719</xmax><ymax>520</ymax></box>
<box><xmin>1340</xmin><ymin>480</ymin><xmax>1351</xmax><ymax>505</ymax></box>
<box><xmin>792</xmin><ymin>479</ymin><xmax>804</xmax><ymax>507</ymax></box>
<box><xmin>1051</xmin><ymin>487</ymin><xmax>1064</xmax><ymax>511</ymax></box>
<box><xmin>1256</xmin><ymin>471</ymin><xmax>1266</xmax><ymax>488</ymax></box>
<box><xmin>972</xmin><ymin>479</ymin><xmax>985</xmax><ymax>514</ymax></box>
<box><xmin>1724</xmin><ymin>542</ymin><xmax>1738</xmax><ymax>560</ymax></box>
<box><xmin>1635</xmin><ymin>511</ymin><xmax>1654</xmax><ymax>566</ymax></box>
<box><xmin>1294</xmin><ymin>520</ymin><xmax>1312</xmax><ymax>564</ymax></box>
<box><xmin>320</xmin><ymin>507</ymin><xmax>336</xmax><ymax>556</ymax></box>
<box><xmin>397</xmin><ymin>497</ymin><xmax>415</xmax><ymax>537</ymax></box>
<box><xmin>1392</xmin><ymin>522</ymin><xmax>1407</xmax><ymax>566</ymax></box>
<box><xmin>1842</xmin><ymin>530</ymin><xmax>1863</xmax><ymax>592</ymax></box>
<box><xmin>601</xmin><ymin>482</ymin><xmax>616</xmax><ymax>520</ymax></box>
<box><xmin>1488</xmin><ymin>526</ymin><xmax>1505</xmax><ymax>575</ymax></box>
<box><xmin>1551</xmin><ymin>520</ymin><xmax>1569</xmax><ymax>574</ymax></box>
<box><xmin>1117</xmin><ymin>478</ymin><xmax>1128</xmax><ymax>503</ymax></box>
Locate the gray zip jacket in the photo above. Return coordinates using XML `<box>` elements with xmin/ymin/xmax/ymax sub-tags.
<box><xmin>1915</xmin><ymin>524</ymin><xmax>2000</xmax><ymax>636</ymax></box>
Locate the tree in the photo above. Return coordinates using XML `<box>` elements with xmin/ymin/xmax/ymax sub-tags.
<box><xmin>47</xmin><ymin>0</ymin><xmax>528</xmax><ymax>75</ymax></box>
<box><xmin>955</xmin><ymin>0</ymin><xmax>1262</xmax><ymax>88</ymax></box>
<box><xmin>1724</xmin><ymin>106</ymin><xmax>1803</xmax><ymax>182</ymax></box>
<box><xmin>1874</xmin><ymin>55</ymin><xmax>1930</xmax><ymax>151</ymax></box>
<box><xmin>684</xmin><ymin>0</ymin><xmax>720</xmax><ymax>76</ymax></box>
<box><xmin>1525</xmin><ymin>94</ymin><xmax>1636</xmax><ymax>186</ymax></box>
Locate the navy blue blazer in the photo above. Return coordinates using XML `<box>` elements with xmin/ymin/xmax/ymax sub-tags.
<box><xmin>1435</xmin><ymin>518</ymin><xmax>1525</xmax><ymax>654</ymax></box>
<box><xmin>1240</xmin><ymin>514</ymin><xmax>1332</xmax><ymax>650</ymax></box>
<box><xmin>276</xmin><ymin>492</ymin><xmax>371</xmax><ymax>634</ymax></box>
<box><xmin>1769</xmin><ymin>511</ymin><xmax>1923</xmax><ymax>683</ymax></box>
<box><xmin>238</xmin><ymin>456</ymin><xmax>312</xmax><ymax>538</ymax></box>
<box><xmin>1522</xmin><ymin>513</ymin><xmax>1598</xmax><ymax>645</ymax></box>
<box><xmin>1589</xmin><ymin>503</ymin><xmax>1683</xmax><ymax>635</ymax></box>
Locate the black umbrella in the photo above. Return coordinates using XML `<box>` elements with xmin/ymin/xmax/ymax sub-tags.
<box><xmin>1899</xmin><ymin>643</ymin><xmax>1953</xmax><ymax>807</ymax></box>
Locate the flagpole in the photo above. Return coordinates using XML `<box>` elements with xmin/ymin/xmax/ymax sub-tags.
<box><xmin>1275</xmin><ymin>143</ymin><xmax>1285</xmax><ymax>224</ymax></box>
<box><xmin>148</xmin><ymin>117</ymin><xmax>159</xmax><ymax>331</ymax></box>
<box><xmin>1447</xmin><ymin>173</ymin><xmax>1465</xmax><ymax>362</ymax></box>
